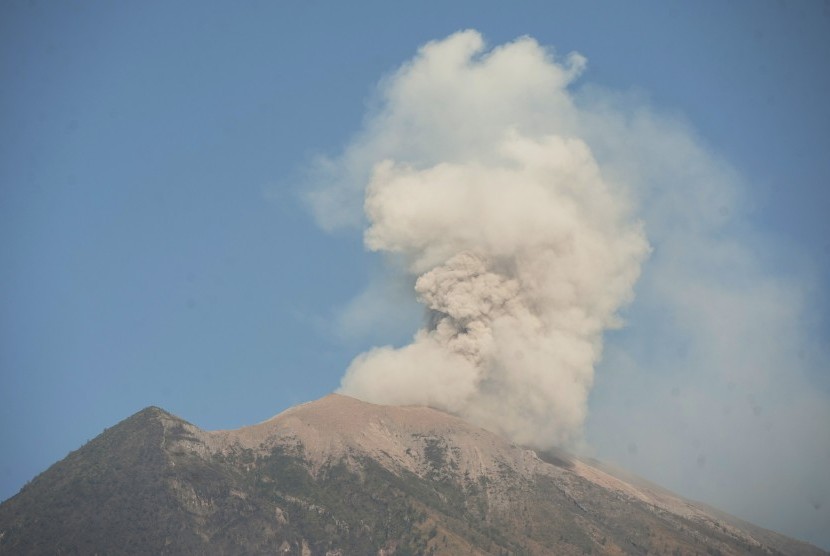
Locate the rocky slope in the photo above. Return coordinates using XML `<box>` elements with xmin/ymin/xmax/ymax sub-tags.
<box><xmin>0</xmin><ymin>394</ymin><xmax>825</xmax><ymax>555</ymax></box>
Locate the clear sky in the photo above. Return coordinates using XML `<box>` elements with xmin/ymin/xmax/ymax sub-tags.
<box><xmin>2</xmin><ymin>0</ymin><xmax>829</xmax><ymax>549</ymax></box>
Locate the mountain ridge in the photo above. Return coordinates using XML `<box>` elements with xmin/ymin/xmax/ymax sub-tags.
<box><xmin>0</xmin><ymin>394</ymin><xmax>825</xmax><ymax>555</ymax></box>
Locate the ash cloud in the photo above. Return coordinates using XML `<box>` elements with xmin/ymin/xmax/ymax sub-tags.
<box><xmin>308</xmin><ymin>29</ymin><xmax>829</xmax><ymax>547</ymax></box>
<box><xmin>311</xmin><ymin>30</ymin><xmax>649</xmax><ymax>447</ymax></box>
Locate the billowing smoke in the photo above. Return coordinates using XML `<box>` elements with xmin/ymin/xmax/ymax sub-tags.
<box><xmin>309</xmin><ymin>29</ymin><xmax>830</xmax><ymax>546</ymax></box>
<box><xmin>311</xmin><ymin>30</ymin><xmax>649</xmax><ymax>447</ymax></box>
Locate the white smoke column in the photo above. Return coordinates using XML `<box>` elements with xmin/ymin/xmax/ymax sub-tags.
<box><xmin>308</xmin><ymin>29</ymin><xmax>830</xmax><ymax>544</ymax></box>
<box><xmin>319</xmin><ymin>31</ymin><xmax>650</xmax><ymax>447</ymax></box>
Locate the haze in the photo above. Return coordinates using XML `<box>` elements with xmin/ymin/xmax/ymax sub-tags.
<box><xmin>2</xmin><ymin>1</ymin><xmax>828</xmax><ymax>549</ymax></box>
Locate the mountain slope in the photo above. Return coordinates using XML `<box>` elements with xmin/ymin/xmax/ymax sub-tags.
<box><xmin>0</xmin><ymin>394</ymin><xmax>824</xmax><ymax>555</ymax></box>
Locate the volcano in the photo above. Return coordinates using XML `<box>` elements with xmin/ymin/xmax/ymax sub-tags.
<box><xmin>0</xmin><ymin>394</ymin><xmax>824</xmax><ymax>555</ymax></box>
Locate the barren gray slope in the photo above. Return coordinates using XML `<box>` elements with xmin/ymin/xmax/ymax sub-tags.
<box><xmin>0</xmin><ymin>394</ymin><xmax>825</xmax><ymax>555</ymax></box>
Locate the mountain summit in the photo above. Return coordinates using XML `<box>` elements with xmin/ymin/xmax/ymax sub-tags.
<box><xmin>0</xmin><ymin>394</ymin><xmax>824</xmax><ymax>555</ymax></box>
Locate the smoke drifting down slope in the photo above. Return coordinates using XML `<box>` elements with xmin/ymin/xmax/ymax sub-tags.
<box><xmin>316</xmin><ymin>31</ymin><xmax>650</xmax><ymax>447</ymax></box>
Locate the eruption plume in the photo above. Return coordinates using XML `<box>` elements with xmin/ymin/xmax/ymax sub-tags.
<box><xmin>311</xmin><ymin>30</ymin><xmax>649</xmax><ymax>447</ymax></box>
<box><xmin>308</xmin><ymin>29</ymin><xmax>830</xmax><ymax>544</ymax></box>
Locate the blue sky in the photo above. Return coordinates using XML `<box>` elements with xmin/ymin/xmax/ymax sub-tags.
<box><xmin>2</xmin><ymin>0</ymin><xmax>829</xmax><ymax>548</ymax></box>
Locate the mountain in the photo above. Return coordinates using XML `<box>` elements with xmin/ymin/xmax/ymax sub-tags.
<box><xmin>0</xmin><ymin>394</ymin><xmax>824</xmax><ymax>555</ymax></box>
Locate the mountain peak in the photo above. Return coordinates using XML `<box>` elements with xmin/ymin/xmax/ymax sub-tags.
<box><xmin>1</xmin><ymin>394</ymin><xmax>825</xmax><ymax>555</ymax></box>
<box><xmin>129</xmin><ymin>405</ymin><xmax>180</xmax><ymax>420</ymax></box>
<box><xmin>200</xmin><ymin>393</ymin><xmax>526</xmax><ymax>484</ymax></box>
